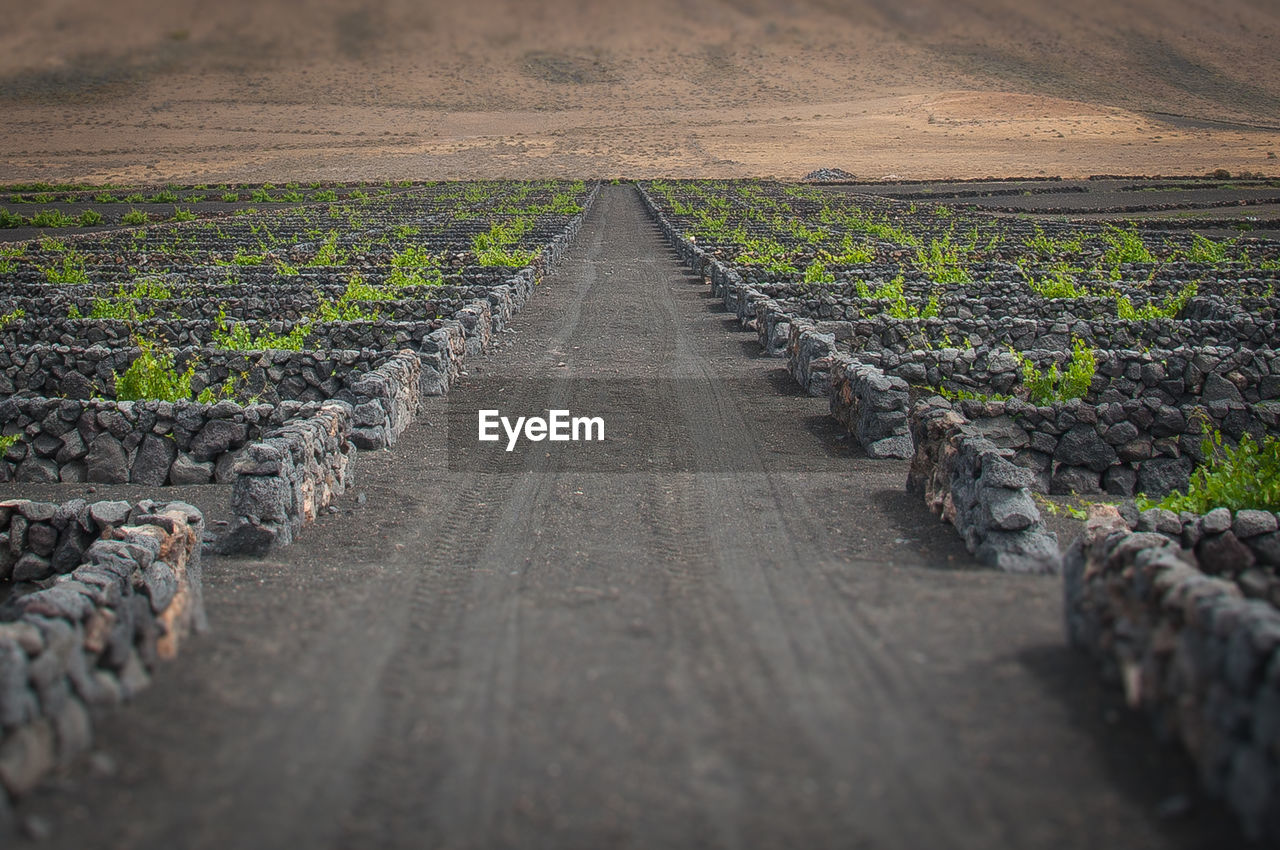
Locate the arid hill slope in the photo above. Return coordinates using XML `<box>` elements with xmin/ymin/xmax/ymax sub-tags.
<box><xmin>1</xmin><ymin>0</ymin><xmax>1278</xmax><ymax>180</ymax></box>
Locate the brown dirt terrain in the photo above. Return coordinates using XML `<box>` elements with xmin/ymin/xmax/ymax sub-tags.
<box><xmin>1</xmin><ymin>0</ymin><xmax>1279</xmax><ymax>182</ymax></box>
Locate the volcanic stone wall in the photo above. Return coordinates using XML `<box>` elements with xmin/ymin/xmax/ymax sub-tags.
<box><xmin>0</xmin><ymin>501</ymin><xmax>204</xmax><ymax>814</ymax></box>
<box><xmin>1065</xmin><ymin>514</ymin><xmax>1280</xmax><ymax>842</ymax></box>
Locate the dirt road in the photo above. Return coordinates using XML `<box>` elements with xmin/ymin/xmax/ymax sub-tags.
<box><xmin>19</xmin><ymin>186</ymin><xmax>1239</xmax><ymax>848</ymax></box>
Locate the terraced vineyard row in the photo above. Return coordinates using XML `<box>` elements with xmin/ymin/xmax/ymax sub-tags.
<box><xmin>639</xmin><ymin>179</ymin><xmax>1280</xmax><ymax>843</ymax></box>
<box><xmin>0</xmin><ymin>179</ymin><xmax>598</xmax><ymax>814</ymax></box>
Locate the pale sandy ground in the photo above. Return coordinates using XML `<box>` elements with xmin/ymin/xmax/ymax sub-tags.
<box><xmin>1</xmin><ymin>0</ymin><xmax>1279</xmax><ymax>182</ymax></box>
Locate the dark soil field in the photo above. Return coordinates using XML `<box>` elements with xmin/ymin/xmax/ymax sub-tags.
<box><xmin>831</xmin><ymin>177</ymin><xmax>1280</xmax><ymax>237</ymax></box>
<box><xmin>7</xmin><ymin>184</ymin><xmax>1245</xmax><ymax>850</ymax></box>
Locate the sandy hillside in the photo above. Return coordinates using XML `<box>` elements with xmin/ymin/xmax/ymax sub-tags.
<box><xmin>1</xmin><ymin>0</ymin><xmax>1278</xmax><ymax>181</ymax></box>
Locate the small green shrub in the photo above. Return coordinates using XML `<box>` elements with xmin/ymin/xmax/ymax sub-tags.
<box><xmin>168</xmin><ymin>207</ymin><xmax>196</xmax><ymax>222</ymax></box>
<box><xmin>77</xmin><ymin>209</ymin><xmax>103</xmax><ymax>226</ymax></box>
<box><xmin>1019</xmin><ymin>338</ymin><xmax>1095</xmax><ymax>405</ymax></box>
<box><xmin>149</xmin><ymin>190</ymin><xmax>180</xmax><ymax>204</ymax></box>
<box><xmin>114</xmin><ymin>342</ymin><xmax>196</xmax><ymax>402</ymax></box>
<box><xmin>1179</xmin><ymin>233</ymin><xmax>1232</xmax><ymax>265</ymax></box>
<box><xmin>803</xmin><ymin>258</ymin><xmax>835</xmax><ymax>284</ymax></box>
<box><xmin>1022</xmin><ymin>225</ymin><xmax>1085</xmax><ymax>259</ymax></box>
<box><xmin>915</xmin><ymin>235</ymin><xmax>972</xmax><ymax>284</ymax></box>
<box><xmin>212</xmin><ymin>309</ymin><xmax>310</xmax><ymax>351</ymax></box>
<box><xmin>42</xmin><ymin>252</ymin><xmax>88</xmax><ymax>284</ymax></box>
<box><xmin>87</xmin><ymin>297</ymin><xmax>150</xmax><ymax>321</ymax></box>
<box><xmin>121</xmin><ymin>208</ymin><xmax>149</xmax><ymax>225</ymax></box>
<box><xmin>1115</xmin><ymin>282</ymin><xmax>1198</xmax><ymax>320</ymax></box>
<box><xmin>196</xmin><ymin>375</ymin><xmax>238</xmax><ymax>404</ymax></box>
<box><xmin>29</xmin><ymin>209</ymin><xmax>75</xmax><ymax>228</ymax></box>
<box><xmin>1021</xmin><ymin>260</ymin><xmax>1085</xmax><ymax>298</ymax></box>
<box><xmin>1100</xmin><ymin>224</ymin><xmax>1156</xmax><ymax>278</ymax></box>
<box><xmin>220</xmin><ymin>192</ymin><xmax>240</xmax><ymax>203</ymax></box>
<box><xmin>0</xmin><ymin>209</ymin><xmax>25</xmax><ymax>228</ymax></box>
<box><xmin>310</xmin><ymin>189</ymin><xmax>338</xmax><ymax>202</ymax></box>
<box><xmin>0</xmin><ymin>434</ymin><xmax>20</xmax><ymax>455</ymax></box>
<box><xmin>0</xmin><ymin>308</ymin><xmax>25</xmax><ymax>327</ymax></box>
<box><xmin>308</xmin><ymin>231</ymin><xmax>347</xmax><ymax>266</ymax></box>
<box><xmin>1139</xmin><ymin>425</ymin><xmax>1280</xmax><ymax>513</ymax></box>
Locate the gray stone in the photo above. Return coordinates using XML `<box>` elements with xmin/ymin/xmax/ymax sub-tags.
<box><xmin>85</xmin><ymin>433</ymin><xmax>128</xmax><ymax>484</ymax></box>
<box><xmin>1055</xmin><ymin>424</ymin><xmax>1117</xmax><ymax>473</ymax></box>
<box><xmin>865</xmin><ymin>433</ymin><xmax>913</xmax><ymax>459</ymax></box>
<box><xmin>189</xmin><ymin>419</ymin><xmax>248</xmax><ymax>460</ymax></box>
<box><xmin>32</xmin><ymin>433</ymin><xmax>61</xmax><ymax>457</ymax></box>
<box><xmin>51</xmin><ymin>525</ymin><xmax>91</xmax><ymax>575</ymax></box>
<box><xmin>1117</xmin><ymin>438</ymin><xmax>1154</xmax><ymax>462</ymax></box>
<box><xmin>207</xmin><ymin>399</ymin><xmax>242</xmax><ymax>419</ymax></box>
<box><xmin>1237</xmin><ymin>568</ymin><xmax>1273</xmax><ymax>600</ymax></box>
<box><xmin>0</xmin><ymin>641</ymin><xmax>36</xmax><ymax>728</ymax></box>
<box><xmin>131</xmin><ymin>433</ymin><xmax>176</xmax><ymax>486</ymax></box>
<box><xmin>350</xmin><ymin>426</ymin><xmax>387</xmax><ymax>451</ymax></box>
<box><xmin>976</xmin><ymin>527</ymin><xmax>1061</xmax><ymax>574</ymax></box>
<box><xmin>60</xmin><ymin>370</ymin><xmax>94</xmax><ymax>400</ymax></box>
<box><xmin>18</xmin><ymin>583</ymin><xmax>93</xmax><ymax>619</ymax></box>
<box><xmin>1050</xmin><ymin>465</ymin><xmax>1103</xmax><ymax>496</ymax></box>
<box><xmin>1234</xmin><ymin>509</ymin><xmax>1278</xmax><ymax>539</ymax></box>
<box><xmin>1249</xmin><ymin>531</ymin><xmax>1280</xmax><ymax>566</ymax></box>
<box><xmin>14</xmin><ymin>457</ymin><xmax>59</xmax><ymax>484</ymax></box>
<box><xmin>142</xmin><ymin>561</ymin><xmax>177</xmax><ymax>612</ymax></box>
<box><xmin>59</xmin><ymin>462</ymin><xmax>87</xmax><ymax>483</ymax></box>
<box><xmin>217</xmin><ymin>517</ymin><xmax>279</xmax><ymax>556</ymax></box>
<box><xmin>26</xmin><ymin>523</ymin><xmax>56</xmax><ymax>557</ymax></box>
<box><xmin>232</xmin><ymin>475</ymin><xmax>290</xmax><ymax>522</ymax></box>
<box><xmin>96</xmin><ymin>409</ymin><xmax>129</xmax><ymax>439</ymax></box>
<box><xmin>1203</xmin><ymin>507</ymin><xmax>1234</xmax><ymax>535</ymax></box>
<box><xmin>1152</xmin><ymin>405</ymin><xmax>1185</xmax><ymax>437</ymax></box>
<box><xmin>1102</xmin><ymin>466</ymin><xmax>1138</xmax><ymax>497</ymax></box>
<box><xmin>1137</xmin><ymin>457</ymin><xmax>1193</xmax><ymax>500</ymax></box>
<box><xmin>1202</xmin><ymin>372</ymin><xmax>1244</xmax><ymax>405</ymax></box>
<box><xmin>234</xmin><ymin>442</ymin><xmax>285</xmax><ymax>476</ymax></box>
<box><xmin>214</xmin><ymin>449</ymin><xmax>242</xmax><ymax>484</ymax></box>
<box><xmin>169</xmin><ymin>454</ymin><xmax>214</xmax><ymax>485</ymax></box>
<box><xmin>9</xmin><ymin>514</ymin><xmax>26</xmax><ymax>555</ymax></box>
<box><xmin>0</xmin><ymin>720</ymin><xmax>56</xmax><ymax>796</ymax></box>
<box><xmin>983</xmin><ymin>488</ymin><xmax>1039</xmax><ymax>532</ymax></box>
<box><xmin>18</xmin><ymin>502</ymin><xmax>56</xmax><ymax>523</ymax></box>
<box><xmin>1103</xmin><ymin>421</ymin><xmax>1140</xmax><ymax>446</ymax></box>
<box><xmin>83</xmin><ymin>540</ymin><xmax>139</xmax><ymax>578</ymax></box>
<box><xmin>12</xmin><ymin>553</ymin><xmax>54</xmax><ymax>582</ymax></box>
<box><xmin>89</xmin><ymin>500</ymin><xmax>132</xmax><ymax>529</ymax></box>
<box><xmin>0</xmin><ymin>623</ymin><xmax>43</xmax><ymax>655</ymax></box>
<box><xmin>1137</xmin><ymin>508</ymin><xmax>1182</xmax><ymax>536</ymax></box>
<box><xmin>1197</xmin><ymin>530</ymin><xmax>1255</xmax><ymax>575</ymax></box>
<box><xmin>352</xmin><ymin>400</ymin><xmax>385</xmax><ymax>428</ymax></box>
<box><xmin>980</xmin><ymin>455</ymin><xmax>1035</xmax><ymax>490</ymax></box>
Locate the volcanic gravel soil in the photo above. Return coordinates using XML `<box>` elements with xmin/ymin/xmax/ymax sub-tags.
<box><xmin>16</xmin><ymin>186</ymin><xmax>1241</xmax><ymax>848</ymax></box>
